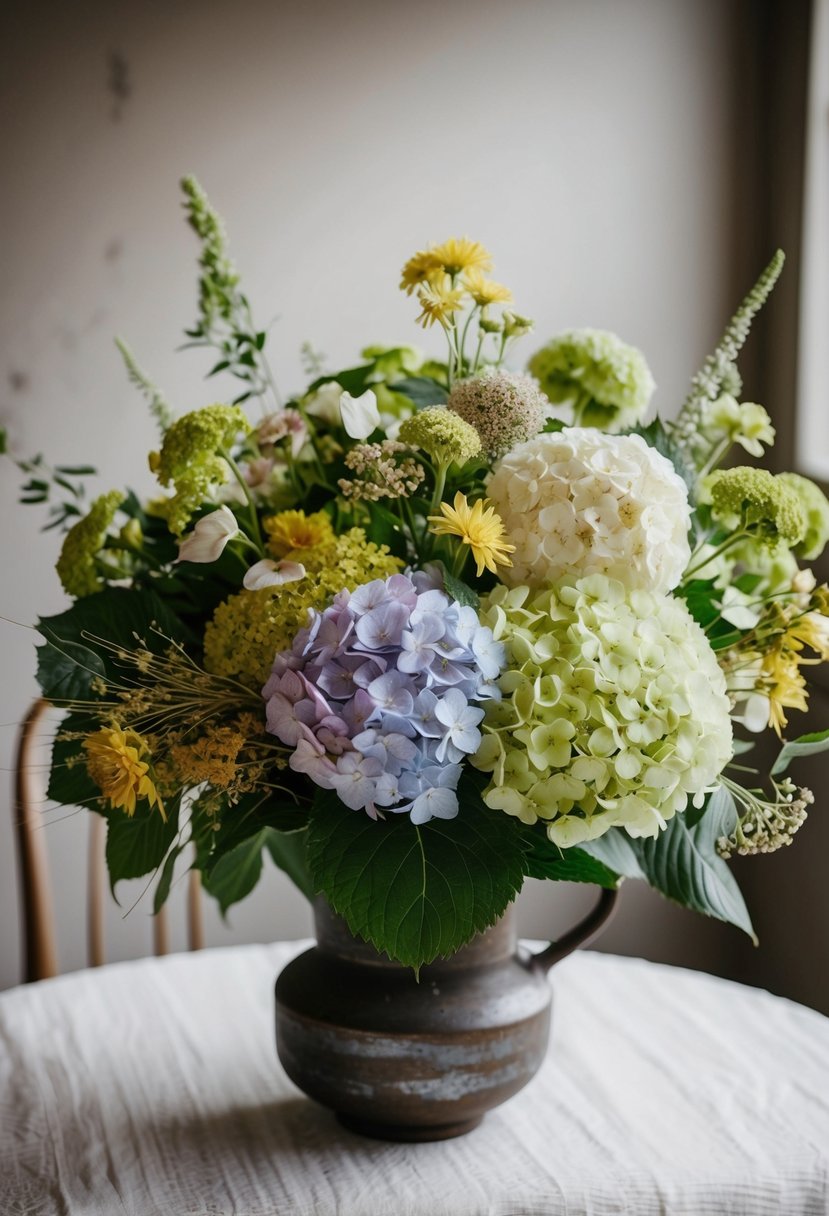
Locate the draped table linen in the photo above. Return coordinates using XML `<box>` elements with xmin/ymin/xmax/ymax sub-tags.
<box><xmin>1</xmin><ymin>941</ymin><xmax>828</xmax><ymax>1215</ymax></box>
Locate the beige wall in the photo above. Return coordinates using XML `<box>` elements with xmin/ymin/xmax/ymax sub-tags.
<box><xmin>1</xmin><ymin>0</ymin><xmax>748</xmax><ymax>990</ymax></box>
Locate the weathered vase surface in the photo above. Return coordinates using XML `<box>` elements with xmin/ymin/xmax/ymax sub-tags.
<box><xmin>275</xmin><ymin>890</ymin><xmax>617</xmax><ymax>1142</ymax></box>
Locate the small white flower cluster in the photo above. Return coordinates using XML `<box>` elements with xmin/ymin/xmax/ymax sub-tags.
<box><xmin>487</xmin><ymin>428</ymin><xmax>691</xmax><ymax>594</ymax></box>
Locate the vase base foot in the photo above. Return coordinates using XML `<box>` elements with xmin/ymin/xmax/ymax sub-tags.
<box><xmin>336</xmin><ymin>1112</ymin><xmax>484</xmax><ymax>1142</ymax></box>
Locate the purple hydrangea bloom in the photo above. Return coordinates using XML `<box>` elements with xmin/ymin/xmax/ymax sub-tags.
<box><xmin>262</xmin><ymin>573</ymin><xmax>505</xmax><ymax>822</ymax></box>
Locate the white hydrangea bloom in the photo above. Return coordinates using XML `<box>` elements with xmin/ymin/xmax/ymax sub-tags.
<box><xmin>487</xmin><ymin>428</ymin><xmax>691</xmax><ymax>593</ymax></box>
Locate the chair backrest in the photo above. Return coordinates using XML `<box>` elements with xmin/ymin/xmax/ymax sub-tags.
<box><xmin>13</xmin><ymin>699</ymin><xmax>204</xmax><ymax>983</ymax></box>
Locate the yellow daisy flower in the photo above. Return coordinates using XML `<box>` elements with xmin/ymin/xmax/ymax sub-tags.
<box><xmin>428</xmin><ymin>492</ymin><xmax>516</xmax><ymax>576</ymax></box>
<box><xmin>785</xmin><ymin>611</ymin><xmax>829</xmax><ymax>661</ymax></box>
<box><xmin>415</xmin><ymin>274</ymin><xmax>467</xmax><ymax>330</ymax></box>
<box><xmin>263</xmin><ymin>509</ymin><xmax>334</xmax><ymax>557</ymax></box>
<box><xmin>430</xmin><ymin>237</ymin><xmax>493</xmax><ymax>277</ymax></box>
<box><xmin>761</xmin><ymin>649</ymin><xmax>809</xmax><ymax>737</ymax></box>
<box><xmin>84</xmin><ymin>725</ymin><xmax>164</xmax><ymax>818</ymax></box>
<box><xmin>463</xmin><ymin>268</ymin><xmax>513</xmax><ymax>307</ymax></box>
<box><xmin>399</xmin><ymin>248</ymin><xmax>443</xmax><ymax>296</ymax></box>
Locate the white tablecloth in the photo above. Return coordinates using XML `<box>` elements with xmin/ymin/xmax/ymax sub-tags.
<box><xmin>1</xmin><ymin>942</ymin><xmax>828</xmax><ymax>1216</ymax></box>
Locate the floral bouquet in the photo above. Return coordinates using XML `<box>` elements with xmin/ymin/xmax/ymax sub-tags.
<box><xmin>9</xmin><ymin>178</ymin><xmax>829</xmax><ymax>969</ymax></box>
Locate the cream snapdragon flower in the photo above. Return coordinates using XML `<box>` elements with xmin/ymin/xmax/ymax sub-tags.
<box><xmin>487</xmin><ymin>428</ymin><xmax>691</xmax><ymax>593</ymax></box>
<box><xmin>474</xmin><ymin>576</ymin><xmax>733</xmax><ymax>846</ymax></box>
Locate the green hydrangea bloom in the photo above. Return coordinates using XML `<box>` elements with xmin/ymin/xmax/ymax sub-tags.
<box><xmin>56</xmin><ymin>490</ymin><xmax>124</xmax><ymax>598</ymax></box>
<box><xmin>473</xmin><ymin>575</ymin><xmax>733</xmax><ymax>847</ymax></box>
<box><xmin>398</xmin><ymin>407</ymin><xmax>481</xmax><ymax>466</ymax></box>
<box><xmin>203</xmin><ymin>529</ymin><xmax>403</xmax><ymax>688</ymax></box>
<box><xmin>706</xmin><ymin>467</ymin><xmax>805</xmax><ymax>549</ymax></box>
<box><xmin>527</xmin><ymin>329</ymin><xmax>655</xmax><ymax>432</ymax></box>
<box><xmin>154</xmin><ymin>404</ymin><xmax>248</xmax><ymax>534</ymax></box>
<box><xmin>778</xmin><ymin>472</ymin><xmax>829</xmax><ymax>561</ymax></box>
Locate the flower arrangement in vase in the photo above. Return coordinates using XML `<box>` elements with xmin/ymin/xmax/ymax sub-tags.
<box><xmin>7</xmin><ymin>182</ymin><xmax>829</xmax><ymax>1135</ymax></box>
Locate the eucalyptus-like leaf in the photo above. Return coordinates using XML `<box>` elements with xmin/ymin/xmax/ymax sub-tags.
<box><xmin>582</xmin><ymin>788</ymin><xmax>755</xmax><ymax>941</ymax></box>
<box><xmin>771</xmin><ymin>728</ymin><xmax>829</xmax><ymax>777</ymax></box>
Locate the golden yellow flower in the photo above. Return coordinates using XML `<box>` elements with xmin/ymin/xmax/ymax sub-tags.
<box><xmin>84</xmin><ymin>725</ymin><xmax>164</xmax><ymax>818</ymax></box>
<box><xmin>785</xmin><ymin>611</ymin><xmax>829</xmax><ymax>661</ymax></box>
<box><xmin>263</xmin><ymin>509</ymin><xmax>335</xmax><ymax>557</ymax></box>
<box><xmin>430</xmin><ymin>237</ymin><xmax>492</xmax><ymax>277</ymax></box>
<box><xmin>171</xmin><ymin>724</ymin><xmax>247</xmax><ymax>789</ymax></box>
<box><xmin>399</xmin><ymin>248</ymin><xmax>443</xmax><ymax>296</ymax></box>
<box><xmin>428</xmin><ymin>492</ymin><xmax>515</xmax><ymax>576</ymax></box>
<box><xmin>463</xmin><ymin>268</ymin><xmax>513</xmax><ymax>307</ymax></box>
<box><xmin>761</xmin><ymin>649</ymin><xmax>809</xmax><ymax>737</ymax></box>
<box><xmin>415</xmin><ymin>274</ymin><xmax>467</xmax><ymax>330</ymax></box>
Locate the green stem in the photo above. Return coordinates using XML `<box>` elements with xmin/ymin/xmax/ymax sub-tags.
<box><xmin>445</xmin><ymin>322</ymin><xmax>462</xmax><ymax>389</ymax></box>
<box><xmin>400</xmin><ymin>495</ymin><xmax>423</xmax><ymax>564</ymax></box>
<box><xmin>698</xmin><ymin>435</ymin><xmax>732</xmax><ymax>479</ymax></box>
<box><xmin>458</xmin><ymin>307</ymin><xmax>479</xmax><ymax>378</ymax></box>
<box><xmin>451</xmin><ymin>542</ymin><xmax>469</xmax><ymax>579</ymax></box>
<box><xmin>293</xmin><ymin>399</ymin><xmax>328</xmax><ymax>483</ymax></box>
<box><xmin>430</xmin><ymin>462</ymin><xmax>448</xmax><ymax>514</ymax></box>
<box><xmin>682</xmin><ymin>530</ymin><xmax>748</xmax><ymax>581</ymax></box>
<box><xmin>243</xmin><ymin>301</ymin><xmax>283</xmax><ymax>412</ymax></box>
<box><xmin>495</xmin><ymin>331</ymin><xmax>508</xmax><ymax>368</ymax></box>
<box><xmin>220</xmin><ymin>446</ymin><xmax>266</xmax><ymax>555</ymax></box>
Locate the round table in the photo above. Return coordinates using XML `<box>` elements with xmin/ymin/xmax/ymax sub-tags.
<box><xmin>1</xmin><ymin>942</ymin><xmax>827</xmax><ymax>1216</ymax></box>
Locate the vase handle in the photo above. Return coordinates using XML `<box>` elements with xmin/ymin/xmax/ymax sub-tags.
<box><xmin>529</xmin><ymin>887</ymin><xmax>619</xmax><ymax>975</ymax></box>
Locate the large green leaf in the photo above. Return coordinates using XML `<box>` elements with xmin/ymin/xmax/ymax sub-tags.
<box><xmin>202</xmin><ymin>828</ymin><xmax>272</xmax><ymax>913</ymax></box>
<box><xmin>523</xmin><ymin>833</ymin><xmax>620</xmax><ymax>888</ymax></box>
<box><xmin>306</xmin><ymin>789</ymin><xmax>525</xmax><ymax>970</ymax></box>
<box><xmin>46</xmin><ymin>713</ymin><xmax>102</xmax><ymax>808</ymax></box>
<box><xmin>579</xmin><ymin>829</ymin><xmax>645</xmax><ymax>880</ymax></box>
<box><xmin>36</xmin><ymin>587</ymin><xmax>185</xmax><ymax>702</ymax></box>
<box><xmin>771</xmin><ymin>728</ymin><xmax>829</xmax><ymax>777</ymax></box>
<box><xmin>202</xmin><ymin>791</ymin><xmax>308</xmax><ymax>863</ymax></box>
<box><xmin>582</xmin><ymin>787</ymin><xmax>755</xmax><ymax>941</ymax></box>
<box><xmin>389</xmin><ymin>376</ymin><xmax>448</xmax><ymax>408</ymax></box>
<box><xmin>202</xmin><ymin>825</ymin><xmax>311</xmax><ymax>913</ymax></box>
<box><xmin>153</xmin><ymin>845</ymin><xmax>183</xmax><ymax>915</ymax></box>
<box><xmin>306</xmin><ymin>366</ymin><xmax>374</xmax><ymax>396</ymax></box>
<box><xmin>441</xmin><ymin>565</ymin><xmax>480</xmax><ymax>610</ymax></box>
<box><xmin>105</xmin><ymin>799</ymin><xmax>179</xmax><ymax>896</ymax></box>
<box><xmin>37</xmin><ymin>641</ymin><xmax>105</xmax><ymax>703</ymax></box>
<box><xmin>266</xmin><ymin>829</ymin><xmax>314</xmax><ymax>900</ymax></box>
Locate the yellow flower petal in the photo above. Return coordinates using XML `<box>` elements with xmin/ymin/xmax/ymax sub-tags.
<box><xmin>428</xmin><ymin>492</ymin><xmax>515</xmax><ymax>576</ymax></box>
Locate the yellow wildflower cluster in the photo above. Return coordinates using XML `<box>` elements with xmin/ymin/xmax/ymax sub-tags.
<box><xmin>761</xmin><ymin>608</ymin><xmax>829</xmax><ymax>735</ymax></box>
<box><xmin>264</xmin><ymin>509</ymin><xmax>334</xmax><ymax>557</ymax></box>
<box><xmin>399</xmin><ymin>238</ymin><xmax>513</xmax><ymax>332</ymax></box>
<box><xmin>723</xmin><ymin>591</ymin><xmax>829</xmax><ymax>736</ymax></box>
<box><xmin>168</xmin><ymin>714</ymin><xmax>271</xmax><ymax>800</ymax></box>
<box><xmin>204</xmin><ymin>528</ymin><xmax>403</xmax><ymax>688</ymax></box>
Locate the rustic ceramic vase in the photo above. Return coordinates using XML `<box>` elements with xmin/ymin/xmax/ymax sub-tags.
<box><xmin>275</xmin><ymin>889</ymin><xmax>618</xmax><ymax>1141</ymax></box>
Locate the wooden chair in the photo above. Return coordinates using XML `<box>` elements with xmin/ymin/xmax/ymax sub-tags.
<box><xmin>13</xmin><ymin>699</ymin><xmax>204</xmax><ymax>983</ymax></box>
